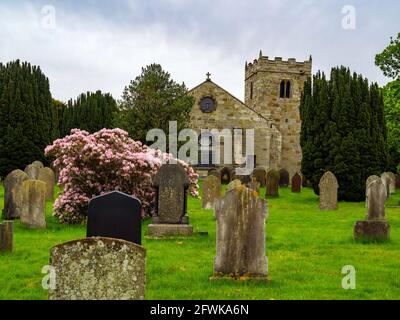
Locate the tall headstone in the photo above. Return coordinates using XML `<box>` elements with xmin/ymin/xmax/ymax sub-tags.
<box><xmin>319</xmin><ymin>171</ymin><xmax>338</xmax><ymax>211</ymax></box>
<box><xmin>252</xmin><ymin>168</ymin><xmax>266</xmax><ymax>187</ymax></box>
<box><xmin>87</xmin><ymin>191</ymin><xmax>142</xmax><ymax>245</ymax></box>
<box><xmin>148</xmin><ymin>164</ymin><xmax>193</xmax><ymax>236</ymax></box>
<box><xmin>265</xmin><ymin>169</ymin><xmax>279</xmax><ymax>198</ymax></box>
<box><xmin>279</xmin><ymin>169</ymin><xmax>289</xmax><ymax>187</ymax></box>
<box><xmin>32</xmin><ymin>161</ymin><xmax>44</xmax><ymax>169</ymax></box>
<box><xmin>220</xmin><ymin>167</ymin><xmax>233</xmax><ymax>185</ymax></box>
<box><xmin>213</xmin><ymin>185</ymin><xmax>268</xmax><ymax>279</ymax></box>
<box><xmin>38</xmin><ymin>167</ymin><xmax>56</xmax><ymax>200</ymax></box>
<box><xmin>291</xmin><ymin>173</ymin><xmax>302</xmax><ymax>193</ymax></box>
<box><xmin>0</xmin><ymin>221</ymin><xmax>13</xmax><ymax>253</ymax></box>
<box><xmin>354</xmin><ymin>178</ymin><xmax>390</xmax><ymax>241</ymax></box>
<box><xmin>24</xmin><ymin>164</ymin><xmax>41</xmax><ymax>180</ymax></box>
<box><xmin>381</xmin><ymin>172</ymin><xmax>391</xmax><ymax>198</ymax></box>
<box><xmin>3</xmin><ymin>170</ymin><xmax>29</xmax><ymax>219</ymax></box>
<box><xmin>365</xmin><ymin>175</ymin><xmax>380</xmax><ymax>208</ymax></box>
<box><xmin>387</xmin><ymin>172</ymin><xmax>396</xmax><ymax>194</ymax></box>
<box><xmin>49</xmin><ymin>237</ymin><xmax>146</xmax><ymax>300</ymax></box>
<box><xmin>202</xmin><ymin>175</ymin><xmax>221</xmax><ymax>210</ymax></box>
<box><xmin>20</xmin><ymin>180</ymin><xmax>47</xmax><ymax>229</ymax></box>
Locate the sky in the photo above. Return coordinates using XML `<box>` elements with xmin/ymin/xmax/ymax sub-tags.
<box><xmin>0</xmin><ymin>0</ymin><xmax>399</xmax><ymax>102</ymax></box>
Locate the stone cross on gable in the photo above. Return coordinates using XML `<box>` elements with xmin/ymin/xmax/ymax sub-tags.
<box><xmin>206</xmin><ymin>72</ymin><xmax>211</xmax><ymax>81</ymax></box>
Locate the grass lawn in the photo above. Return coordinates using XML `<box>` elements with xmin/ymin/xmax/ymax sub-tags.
<box><xmin>1</xmin><ymin>183</ymin><xmax>400</xmax><ymax>300</ymax></box>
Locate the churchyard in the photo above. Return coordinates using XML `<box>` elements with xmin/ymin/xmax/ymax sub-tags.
<box><xmin>1</xmin><ymin>177</ymin><xmax>400</xmax><ymax>300</ymax></box>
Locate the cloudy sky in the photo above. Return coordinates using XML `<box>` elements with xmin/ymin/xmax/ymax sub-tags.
<box><xmin>0</xmin><ymin>0</ymin><xmax>398</xmax><ymax>102</ymax></box>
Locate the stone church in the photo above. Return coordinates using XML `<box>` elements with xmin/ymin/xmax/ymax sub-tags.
<box><xmin>188</xmin><ymin>51</ymin><xmax>312</xmax><ymax>178</ymax></box>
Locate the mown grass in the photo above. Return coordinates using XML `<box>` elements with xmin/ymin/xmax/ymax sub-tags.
<box><xmin>0</xmin><ymin>183</ymin><xmax>400</xmax><ymax>300</ymax></box>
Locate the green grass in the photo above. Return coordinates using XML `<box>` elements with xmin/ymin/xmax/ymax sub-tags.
<box><xmin>1</xmin><ymin>183</ymin><xmax>400</xmax><ymax>300</ymax></box>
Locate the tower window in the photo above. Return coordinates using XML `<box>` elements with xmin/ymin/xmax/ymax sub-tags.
<box><xmin>250</xmin><ymin>82</ymin><xmax>253</xmax><ymax>100</ymax></box>
<box><xmin>279</xmin><ymin>80</ymin><xmax>291</xmax><ymax>99</ymax></box>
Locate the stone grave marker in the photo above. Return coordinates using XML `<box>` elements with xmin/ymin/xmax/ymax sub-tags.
<box><xmin>3</xmin><ymin>170</ymin><xmax>29</xmax><ymax>219</ymax></box>
<box><xmin>247</xmin><ymin>177</ymin><xmax>260</xmax><ymax>193</ymax></box>
<box><xmin>291</xmin><ymin>173</ymin><xmax>302</xmax><ymax>193</ymax></box>
<box><xmin>387</xmin><ymin>172</ymin><xmax>396</xmax><ymax>194</ymax></box>
<box><xmin>319</xmin><ymin>171</ymin><xmax>338</xmax><ymax>211</ymax></box>
<box><xmin>396</xmin><ymin>174</ymin><xmax>400</xmax><ymax>189</ymax></box>
<box><xmin>48</xmin><ymin>237</ymin><xmax>146</xmax><ymax>300</ymax></box>
<box><xmin>213</xmin><ymin>185</ymin><xmax>268</xmax><ymax>279</ymax></box>
<box><xmin>365</xmin><ymin>175</ymin><xmax>380</xmax><ymax>208</ymax></box>
<box><xmin>279</xmin><ymin>169</ymin><xmax>289</xmax><ymax>187</ymax></box>
<box><xmin>38</xmin><ymin>167</ymin><xmax>56</xmax><ymax>200</ymax></box>
<box><xmin>24</xmin><ymin>163</ymin><xmax>41</xmax><ymax>180</ymax></box>
<box><xmin>381</xmin><ymin>172</ymin><xmax>391</xmax><ymax>198</ymax></box>
<box><xmin>265</xmin><ymin>169</ymin><xmax>279</xmax><ymax>198</ymax></box>
<box><xmin>87</xmin><ymin>191</ymin><xmax>142</xmax><ymax>245</ymax></box>
<box><xmin>252</xmin><ymin>168</ymin><xmax>266</xmax><ymax>187</ymax></box>
<box><xmin>227</xmin><ymin>179</ymin><xmax>242</xmax><ymax>191</ymax></box>
<box><xmin>0</xmin><ymin>221</ymin><xmax>13</xmax><ymax>253</ymax></box>
<box><xmin>202</xmin><ymin>175</ymin><xmax>221</xmax><ymax>210</ymax></box>
<box><xmin>220</xmin><ymin>167</ymin><xmax>233</xmax><ymax>185</ymax></box>
<box><xmin>20</xmin><ymin>180</ymin><xmax>46</xmax><ymax>229</ymax></box>
<box><xmin>148</xmin><ymin>163</ymin><xmax>192</xmax><ymax>236</ymax></box>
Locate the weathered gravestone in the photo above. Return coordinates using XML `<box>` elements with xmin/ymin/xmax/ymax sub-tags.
<box><xmin>265</xmin><ymin>169</ymin><xmax>279</xmax><ymax>198</ymax></box>
<box><xmin>396</xmin><ymin>174</ymin><xmax>400</xmax><ymax>189</ymax></box>
<box><xmin>32</xmin><ymin>161</ymin><xmax>44</xmax><ymax>169</ymax></box>
<box><xmin>381</xmin><ymin>172</ymin><xmax>391</xmax><ymax>198</ymax></box>
<box><xmin>252</xmin><ymin>168</ymin><xmax>266</xmax><ymax>187</ymax></box>
<box><xmin>213</xmin><ymin>185</ymin><xmax>268</xmax><ymax>279</ymax></box>
<box><xmin>87</xmin><ymin>191</ymin><xmax>142</xmax><ymax>245</ymax></box>
<box><xmin>247</xmin><ymin>177</ymin><xmax>260</xmax><ymax>193</ymax></box>
<box><xmin>49</xmin><ymin>237</ymin><xmax>146</xmax><ymax>300</ymax></box>
<box><xmin>202</xmin><ymin>175</ymin><xmax>221</xmax><ymax>210</ymax></box>
<box><xmin>0</xmin><ymin>221</ymin><xmax>13</xmax><ymax>253</ymax></box>
<box><xmin>279</xmin><ymin>169</ymin><xmax>289</xmax><ymax>187</ymax></box>
<box><xmin>387</xmin><ymin>172</ymin><xmax>396</xmax><ymax>194</ymax></box>
<box><xmin>291</xmin><ymin>173</ymin><xmax>302</xmax><ymax>193</ymax></box>
<box><xmin>148</xmin><ymin>164</ymin><xmax>193</xmax><ymax>236</ymax></box>
<box><xmin>354</xmin><ymin>178</ymin><xmax>390</xmax><ymax>241</ymax></box>
<box><xmin>365</xmin><ymin>175</ymin><xmax>380</xmax><ymax>208</ymax></box>
<box><xmin>24</xmin><ymin>163</ymin><xmax>41</xmax><ymax>180</ymax></box>
<box><xmin>208</xmin><ymin>168</ymin><xmax>220</xmax><ymax>181</ymax></box>
<box><xmin>319</xmin><ymin>171</ymin><xmax>338</xmax><ymax>211</ymax></box>
<box><xmin>220</xmin><ymin>167</ymin><xmax>233</xmax><ymax>185</ymax></box>
<box><xmin>20</xmin><ymin>180</ymin><xmax>46</xmax><ymax>229</ymax></box>
<box><xmin>3</xmin><ymin>170</ymin><xmax>29</xmax><ymax>219</ymax></box>
<box><xmin>38</xmin><ymin>167</ymin><xmax>56</xmax><ymax>200</ymax></box>
<box><xmin>227</xmin><ymin>179</ymin><xmax>242</xmax><ymax>191</ymax></box>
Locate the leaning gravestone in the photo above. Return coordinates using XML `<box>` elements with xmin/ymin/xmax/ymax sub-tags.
<box><xmin>354</xmin><ymin>178</ymin><xmax>390</xmax><ymax>241</ymax></box>
<box><xmin>38</xmin><ymin>167</ymin><xmax>56</xmax><ymax>200</ymax></box>
<box><xmin>3</xmin><ymin>170</ymin><xmax>29</xmax><ymax>219</ymax></box>
<box><xmin>0</xmin><ymin>221</ymin><xmax>13</xmax><ymax>253</ymax></box>
<box><xmin>387</xmin><ymin>172</ymin><xmax>396</xmax><ymax>194</ymax></box>
<box><xmin>202</xmin><ymin>175</ymin><xmax>221</xmax><ymax>210</ymax></box>
<box><xmin>265</xmin><ymin>169</ymin><xmax>280</xmax><ymax>198</ymax></box>
<box><xmin>279</xmin><ymin>169</ymin><xmax>289</xmax><ymax>187</ymax></box>
<box><xmin>252</xmin><ymin>168</ymin><xmax>266</xmax><ymax>187</ymax></box>
<box><xmin>213</xmin><ymin>185</ymin><xmax>268</xmax><ymax>279</ymax></box>
<box><xmin>20</xmin><ymin>180</ymin><xmax>46</xmax><ymax>229</ymax></box>
<box><xmin>291</xmin><ymin>173</ymin><xmax>302</xmax><ymax>193</ymax></box>
<box><xmin>87</xmin><ymin>191</ymin><xmax>142</xmax><ymax>245</ymax></box>
<box><xmin>148</xmin><ymin>164</ymin><xmax>192</xmax><ymax>236</ymax></box>
<box><xmin>48</xmin><ymin>237</ymin><xmax>146</xmax><ymax>300</ymax></box>
<box><xmin>365</xmin><ymin>175</ymin><xmax>380</xmax><ymax>208</ymax></box>
<box><xmin>319</xmin><ymin>171</ymin><xmax>338</xmax><ymax>211</ymax></box>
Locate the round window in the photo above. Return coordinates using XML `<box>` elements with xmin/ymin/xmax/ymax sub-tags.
<box><xmin>199</xmin><ymin>97</ymin><xmax>216</xmax><ymax>113</ymax></box>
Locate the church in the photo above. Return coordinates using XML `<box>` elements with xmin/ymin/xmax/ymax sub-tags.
<box><xmin>188</xmin><ymin>51</ymin><xmax>312</xmax><ymax>178</ymax></box>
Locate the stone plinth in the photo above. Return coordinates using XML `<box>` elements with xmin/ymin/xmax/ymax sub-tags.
<box><xmin>147</xmin><ymin>224</ymin><xmax>193</xmax><ymax>237</ymax></box>
<box><xmin>354</xmin><ymin>220</ymin><xmax>390</xmax><ymax>241</ymax></box>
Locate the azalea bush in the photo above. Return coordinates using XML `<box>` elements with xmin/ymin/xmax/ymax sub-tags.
<box><xmin>45</xmin><ymin>128</ymin><xmax>199</xmax><ymax>224</ymax></box>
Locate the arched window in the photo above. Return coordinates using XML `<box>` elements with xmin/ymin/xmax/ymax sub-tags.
<box><xmin>286</xmin><ymin>81</ymin><xmax>291</xmax><ymax>98</ymax></box>
<box><xmin>280</xmin><ymin>80</ymin><xmax>285</xmax><ymax>98</ymax></box>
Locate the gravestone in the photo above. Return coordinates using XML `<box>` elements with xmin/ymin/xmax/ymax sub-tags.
<box><xmin>213</xmin><ymin>185</ymin><xmax>268</xmax><ymax>279</ymax></box>
<box><xmin>365</xmin><ymin>175</ymin><xmax>380</xmax><ymax>208</ymax></box>
<box><xmin>220</xmin><ymin>167</ymin><xmax>233</xmax><ymax>185</ymax></box>
<box><xmin>319</xmin><ymin>171</ymin><xmax>338</xmax><ymax>211</ymax></box>
<box><xmin>32</xmin><ymin>161</ymin><xmax>44</xmax><ymax>169</ymax></box>
<box><xmin>49</xmin><ymin>237</ymin><xmax>146</xmax><ymax>300</ymax></box>
<box><xmin>202</xmin><ymin>175</ymin><xmax>221</xmax><ymax>210</ymax></box>
<box><xmin>252</xmin><ymin>168</ymin><xmax>266</xmax><ymax>187</ymax></box>
<box><xmin>247</xmin><ymin>177</ymin><xmax>260</xmax><ymax>193</ymax></box>
<box><xmin>208</xmin><ymin>168</ymin><xmax>220</xmax><ymax>180</ymax></box>
<box><xmin>38</xmin><ymin>167</ymin><xmax>56</xmax><ymax>200</ymax></box>
<box><xmin>265</xmin><ymin>169</ymin><xmax>279</xmax><ymax>198</ymax></box>
<box><xmin>148</xmin><ymin>164</ymin><xmax>192</xmax><ymax>236</ymax></box>
<box><xmin>87</xmin><ymin>191</ymin><xmax>142</xmax><ymax>245</ymax></box>
<box><xmin>278</xmin><ymin>169</ymin><xmax>289</xmax><ymax>187</ymax></box>
<box><xmin>381</xmin><ymin>172</ymin><xmax>391</xmax><ymax>198</ymax></box>
<box><xmin>301</xmin><ymin>174</ymin><xmax>312</xmax><ymax>188</ymax></box>
<box><xmin>354</xmin><ymin>178</ymin><xmax>390</xmax><ymax>241</ymax></box>
<box><xmin>227</xmin><ymin>179</ymin><xmax>242</xmax><ymax>191</ymax></box>
<box><xmin>291</xmin><ymin>173</ymin><xmax>302</xmax><ymax>193</ymax></box>
<box><xmin>396</xmin><ymin>174</ymin><xmax>400</xmax><ymax>189</ymax></box>
<box><xmin>3</xmin><ymin>170</ymin><xmax>29</xmax><ymax>219</ymax></box>
<box><xmin>20</xmin><ymin>180</ymin><xmax>46</xmax><ymax>229</ymax></box>
<box><xmin>24</xmin><ymin>164</ymin><xmax>41</xmax><ymax>180</ymax></box>
<box><xmin>387</xmin><ymin>172</ymin><xmax>396</xmax><ymax>194</ymax></box>
<box><xmin>0</xmin><ymin>221</ymin><xmax>13</xmax><ymax>253</ymax></box>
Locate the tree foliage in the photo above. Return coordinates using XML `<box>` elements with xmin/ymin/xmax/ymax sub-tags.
<box><xmin>375</xmin><ymin>33</ymin><xmax>400</xmax><ymax>80</ymax></box>
<box><xmin>300</xmin><ymin>66</ymin><xmax>388</xmax><ymax>201</ymax></box>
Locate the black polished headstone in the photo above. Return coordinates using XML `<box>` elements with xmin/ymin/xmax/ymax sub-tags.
<box><xmin>87</xmin><ymin>191</ymin><xmax>142</xmax><ymax>245</ymax></box>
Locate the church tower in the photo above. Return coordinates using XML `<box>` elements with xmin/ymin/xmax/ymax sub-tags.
<box><xmin>244</xmin><ymin>52</ymin><xmax>312</xmax><ymax>175</ymax></box>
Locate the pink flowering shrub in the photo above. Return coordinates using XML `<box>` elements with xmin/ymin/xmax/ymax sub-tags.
<box><xmin>45</xmin><ymin>128</ymin><xmax>199</xmax><ymax>224</ymax></box>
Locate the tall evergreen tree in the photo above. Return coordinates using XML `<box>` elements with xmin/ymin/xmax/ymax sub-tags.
<box><xmin>300</xmin><ymin>66</ymin><xmax>388</xmax><ymax>201</ymax></box>
<box><xmin>0</xmin><ymin>60</ymin><xmax>54</xmax><ymax>177</ymax></box>
<box><xmin>60</xmin><ymin>91</ymin><xmax>117</xmax><ymax>136</ymax></box>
